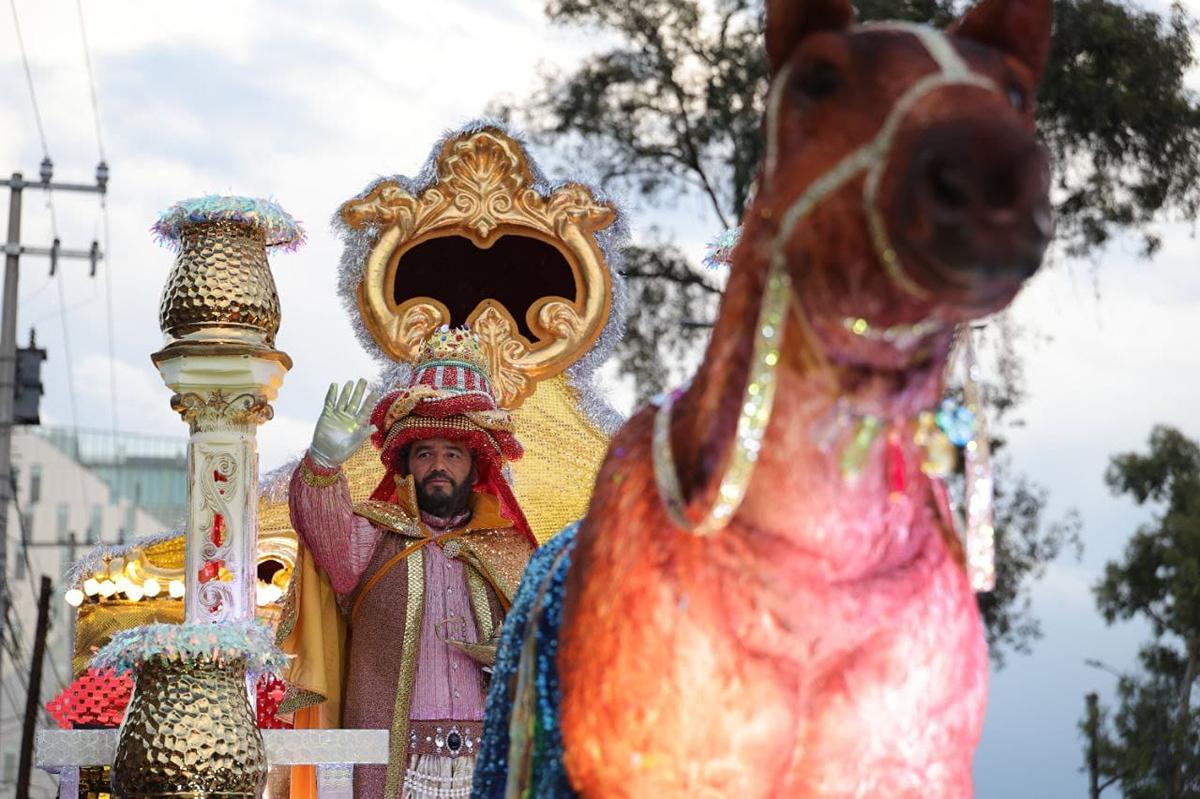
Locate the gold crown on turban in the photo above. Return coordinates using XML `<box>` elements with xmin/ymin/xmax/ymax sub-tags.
<box><xmin>419</xmin><ymin>325</ymin><xmax>490</xmax><ymax>373</ymax></box>
<box><xmin>370</xmin><ymin>325</ymin><xmax>522</xmax><ymax>468</ymax></box>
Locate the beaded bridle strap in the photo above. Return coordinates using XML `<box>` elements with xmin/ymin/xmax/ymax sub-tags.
<box><xmin>653</xmin><ymin>24</ymin><xmax>999</xmax><ymax>536</ymax></box>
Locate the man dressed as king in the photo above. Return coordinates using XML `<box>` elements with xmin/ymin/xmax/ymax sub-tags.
<box><xmin>288</xmin><ymin>326</ymin><xmax>536</xmax><ymax>799</ymax></box>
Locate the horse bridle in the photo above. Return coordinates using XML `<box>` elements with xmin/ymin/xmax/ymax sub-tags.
<box><xmin>653</xmin><ymin>23</ymin><xmax>1001</xmax><ymax>536</ymax></box>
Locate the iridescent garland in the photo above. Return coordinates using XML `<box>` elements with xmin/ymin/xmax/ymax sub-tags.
<box><xmin>472</xmin><ymin>522</ymin><xmax>578</xmax><ymax>798</ymax></box>
<box><xmin>703</xmin><ymin>226</ymin><xmax>740</xmax><ymax>270</ymax></box>
<box><xmin>91</xmin><ymin>620</ymin><xmax>287</xmax><ymax>675</ymax></box>
<box><xmin>152</xmin><ymin>195</ymin><xmax>306</xmax><ymax>252</ymax></box>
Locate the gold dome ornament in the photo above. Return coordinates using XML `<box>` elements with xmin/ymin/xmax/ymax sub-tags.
<box><xmin>91</xmin><ymin>621</ymin><xmax>287</xmax><ymax>799</ymax></box>
<box><xmin>152</xmin><ymin>196</ymin><xmax>305</xmax><ymax>368</ymax></box>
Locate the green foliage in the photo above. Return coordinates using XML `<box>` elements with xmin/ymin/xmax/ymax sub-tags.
<box><xmin>494</xmin><ymin>0</ymin><xmax>1200</xmax><ymax>664</ymax></box>
<box><xmin>613</xmin><ymin>239</ymin><xmax>722</xmax><ymax>401</ymax></box>
<box><xmin>496</xmin><ymin>0</ymin><xmax>1200</xmax><ymax>396</ymax></box>
<box><xmin>1087</xmin><ymin>426</ymin><xmax>1200</xmax><ymax>797</ymax></box>
<box><xmin>518</xmin><ymin>0</ymin><xmax>1200</xmax><ymax>254</ymax></box>
<box><xmin>979</xmin><ymin>474</ymin><xmax>1082</xmax><ymax>666</ymax></box>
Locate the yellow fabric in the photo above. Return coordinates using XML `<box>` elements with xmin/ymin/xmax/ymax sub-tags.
<box><xmin>74</xmin><ymin>599</ymin><xmax>184</xmax><ymax>676</ymax></box>
<box><xmin>508</xmin><ymin>374</ymin><xmax>610</xmax><ymax>541</ymax></box>
<box><xmin>279</xmin><ymin>545</ymin><xmax>347</xmax><ymax>728</ymax></box>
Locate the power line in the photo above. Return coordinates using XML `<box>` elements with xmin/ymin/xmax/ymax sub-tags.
<box><xmin>73</xmin><ymin>0</ymin><xmax>106</xmax><ymax>161</ymax></box>
<box><xmin>73</xmin><ymin>0</ymin><xmax>119</xmax><ymax>442</ymax></box>
<box><xmin>8</xmin><ymin>0</ymin><xmax>62</xmax><ymax>242</ymax></box>
<box><xmin>53</xmin><ymin>275</ymin><xmax>91</xmax><ymax>511</ymax></box>
<box><xmin>7</xmin><ymin>0</ymin><xmax>50</xmax><ymax>159</ymax></box>
<box><xmin>27</xmin><ymin>281</ymin><xmax>99</xmax><ymax>328</ymax></box>
<box><xmin>100</xmin><ymin>201</ymin><xmax>119</xmax><ymax>439</ymax></box>
<box><xmin>7</xmin><ymin>490</ymin><xmax>66</xmax><ymax>698</ymax></box>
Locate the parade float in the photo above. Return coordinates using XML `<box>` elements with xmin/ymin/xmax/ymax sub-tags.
<box><xmin>35</xmin><ymin>123</ymin><xmax>627</xmax><ymax>798</ymax></box>
<box><xmin>32</xmin><ymin>0</ymin><xmax>1058</xmax><ymax>791</ymax></box>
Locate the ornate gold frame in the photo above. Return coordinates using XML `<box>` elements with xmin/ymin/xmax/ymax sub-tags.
<box><xmin>339</xmin><ymin>128</ymin><xmax>617</xmax><ymax>408</ymax></box>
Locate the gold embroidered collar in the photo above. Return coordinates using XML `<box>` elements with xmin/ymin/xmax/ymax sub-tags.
<box><xmin>352</xmin><ymin>474</ymin><xmax>513</xmax><ymax>537</ymax></box>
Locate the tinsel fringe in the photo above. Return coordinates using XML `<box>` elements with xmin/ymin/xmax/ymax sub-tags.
<box><xmin>152</xmin><ymin>194</ymin><xmax>306</xmax><ymax>252</ymax></box>
<box><xmin>64</xmin><ymin>530</ymin><xmax>185</xmax><ymax>589</ymax></box>
<box><xmin>332</xmin><ymin>118</ymin><xmax>629</xmax><ymax>435</ymax></box>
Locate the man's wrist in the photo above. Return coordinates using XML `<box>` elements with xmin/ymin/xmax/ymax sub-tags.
<box><xmin>300</xmin><ymin>451</ymin><xmax>341</xmax><ymax>487</ymax></box>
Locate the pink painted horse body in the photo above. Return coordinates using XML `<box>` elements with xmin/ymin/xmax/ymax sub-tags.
<box><xmin>557</xmin><ymin>0</ymin><xmax>1053</xmax><ymax>796</ymax></box>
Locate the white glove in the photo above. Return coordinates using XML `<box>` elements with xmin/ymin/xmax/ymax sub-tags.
<box><xmin>309</xmin><ymin>379</ymin><xmax>377</xmax><ymax>469</ymax></box>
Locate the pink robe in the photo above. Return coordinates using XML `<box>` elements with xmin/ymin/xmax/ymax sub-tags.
<box><xmin>289</xmin><ymin>454</ymin><xmax>530</xmax><ymax>798</ymax></box>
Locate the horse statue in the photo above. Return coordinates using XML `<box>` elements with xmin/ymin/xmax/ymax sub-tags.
<box><xmin>474</xmin><ymin>0</ymin><xmax>1053</xmax><ymax>795</ymax></box>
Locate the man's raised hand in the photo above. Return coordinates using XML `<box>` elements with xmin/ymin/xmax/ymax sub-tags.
<box><xmin>309</xmin><ymin>378</ymin><xmax>378</xmax><ymax>469</ymax></box>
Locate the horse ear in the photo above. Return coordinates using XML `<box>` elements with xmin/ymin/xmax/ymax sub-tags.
<box><xmin>950</xmin><ymin>0</ymin><xmax>1053</xmax><ymax>81</ymax></box>
<box><xmin>765</xmin><ymin>0</ymin><xmax>855</xmax><ymax>77</ymax></box>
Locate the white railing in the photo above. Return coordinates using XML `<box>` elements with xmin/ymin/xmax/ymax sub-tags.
<box><xmin>36</xmin><ymin>728</ymin><xmax>391</xmax><ymax>799</ymax></box>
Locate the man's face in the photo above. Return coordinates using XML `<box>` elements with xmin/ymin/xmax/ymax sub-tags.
<box><xmin>406</xmin><ymin>438</ymin><xmax>475</xmax><ymax>517</ymax></box>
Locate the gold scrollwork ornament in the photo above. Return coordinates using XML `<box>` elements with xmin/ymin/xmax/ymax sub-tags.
<box><xmin>340</xmin><ymin>128</ymin><xmax>616</xmax><ymax>408</ymax></box>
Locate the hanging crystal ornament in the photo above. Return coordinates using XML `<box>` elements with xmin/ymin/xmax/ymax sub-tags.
<box><xmin>960</xmin><ymin>332</ymin><xmax>995</xmax><ymax>592</ymax></box>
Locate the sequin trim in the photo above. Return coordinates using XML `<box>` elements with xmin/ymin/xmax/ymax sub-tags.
<box><xmin>652</xmin><ymin>256</ymin><xmax>789</xmax><ymax>536</ymax></box>
<box><xmin>383</xmin><ymin>548</ymin><xmax>426</xmax><ymax>799</ymax></box>
<box><xmin>353</xmin><ymin>500</ymin><xmax>421</xmax><ymax>535</ymax></box>
<box><xmin>277</xmin><ymin>686</ymin><xmax>326</xmax><ymax>715</ymax></box>
<box><xmin>299</xmin><ymin>459</ymin><xmax>341</xmax><ymax>488</ymax></box>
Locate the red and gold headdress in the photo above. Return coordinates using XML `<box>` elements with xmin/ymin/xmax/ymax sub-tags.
<box><xmin>368</xmin><ymin>326</ymin><xmax>533</xmax><ymax>542</ymax></box>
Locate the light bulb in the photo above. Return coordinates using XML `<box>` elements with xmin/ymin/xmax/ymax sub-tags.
<box><xmin>143</xmin><ymin>578</ymin><xmax>161</xmax><ymax>597</ymax></box>
<box><xmin>256</xmin><ymin>583</ymin><xmax>283</xmax><ymax>606</ymax></box>
<box><xmin>168</xmin><ymin>579</ymin><xmax>185</xmax><ymax>599</ymax></box>
<box><xmin>125</xmin><ymin>585</ymin><xmax>144</xmax><ymax>602</ymax></box>
<box><xmin>83</xmin><ymin>578</ymin><xmax>101</xmax><ymax>596</ymax></box>
<box><xmin>115</xmin><ymin>576</ymin><xmax>131</xmax><ymax>595</ymax></box>
<box><xmin>64</xmin><ymin>589</ymin><xmax>85</xmax><ymax>607</ymax></box>
<box><xmin>98</xmin><ymin>580</ymin><xmax>117</xmax><ymax>598</ymax></box>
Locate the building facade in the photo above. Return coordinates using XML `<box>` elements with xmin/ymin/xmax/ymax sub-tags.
<box><xmin>0</xmin><ymin>426</ymin><xmax>186</xmax><ymax>795</ymax></box>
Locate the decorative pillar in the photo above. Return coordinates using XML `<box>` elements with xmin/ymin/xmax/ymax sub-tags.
<box><xmin>150</xmin><ymin>196</ymin><xmax>304</xmax><ymax>624</ymax></box>
<box><xmin>100</xmin><ymin>196</ymin><xmax>303</xmax><ymax>799</ymax></box>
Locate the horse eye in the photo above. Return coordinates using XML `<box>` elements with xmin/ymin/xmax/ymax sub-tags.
<box><xmin>1007</xmin><ymin>85</ymin><xmax>1025</xmax><ymax>110</ymax></box>
<box><xmin>792</xmin><ymin>60</ymin><xmax>841</xmax><ymax>101</ymax></box>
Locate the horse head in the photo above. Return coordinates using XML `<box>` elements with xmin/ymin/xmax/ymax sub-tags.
<box><xmin>747</xmin><ymin>0</ymin><xmax>1053</xmax><ymax>376</ymax></box>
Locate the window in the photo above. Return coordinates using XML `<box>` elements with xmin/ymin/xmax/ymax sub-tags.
<box><xmin>28</xmin><ymin>463</ymin><xmax>41</xmax><ymax>505</ymax></box>
<box><xmin>2</xmin><ymin>750</ymin><xmax>17</xmax><ymax>785</ymax></box>
<box><xmin>87</xmin><ymin>504</ymin><xmax>102</xmax><ymax>545</ymax></box>
<box><xmin>14</xmin><ymin>543</ymin><xmax>25</xmax><ymax>581</ymax></box>
<box><xmin>124</xmin><ymin>503</ymin><xmax>137</xmax><ymax>543</ymax></box>
<box><xmin>56</xmin><ymin>502</ymin><xmax>69</xmax><ymax>544</ymax></box>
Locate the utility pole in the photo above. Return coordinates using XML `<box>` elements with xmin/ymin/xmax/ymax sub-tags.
<box><xmin>1086</xmin><ymin>692</ymin><xmax>1101</xmax><ymax>799</ymax></box>
<box><xmin>0</xmin><ymin>160</ymin><xmax>106</xmax><ymax>700</ymax></box>
<box><xmin>15</xmin><ymin>575</ymin><xmax>52</xmax><ymax>799</ymax></box>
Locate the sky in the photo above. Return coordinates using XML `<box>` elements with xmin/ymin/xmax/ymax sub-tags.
<box><xmin>2</xmin><ymin>1</ymin><xmax>1198</xmax><ymax>795</ymax></box>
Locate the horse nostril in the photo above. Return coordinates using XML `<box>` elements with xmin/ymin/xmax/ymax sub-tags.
<box><xmin>925</xmin><ymin>158</ymin><xmax>971</xmax><ymax>215</ymax></box>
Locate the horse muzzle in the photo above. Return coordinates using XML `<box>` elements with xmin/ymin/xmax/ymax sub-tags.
<box><xmin>895</xmin><ymin>118</ymin><xmax>1053</xmax><ymax>306</ymax></box>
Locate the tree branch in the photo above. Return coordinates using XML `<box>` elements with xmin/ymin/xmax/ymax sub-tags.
<box><xmin>621</xmin><ymin>267</ymin><xmax>723</xmax><ymax>294</ymax></box>
<box><xmin>638</xmin><ymin>14</ymin><xmax>732</xmax><ymax>227</ymax></box>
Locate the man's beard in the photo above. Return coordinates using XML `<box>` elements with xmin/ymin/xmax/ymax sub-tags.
<box><xmin>414</xmin><ymin>471</ymin><xmax>473</xmax><ymax>518</ymax></box>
